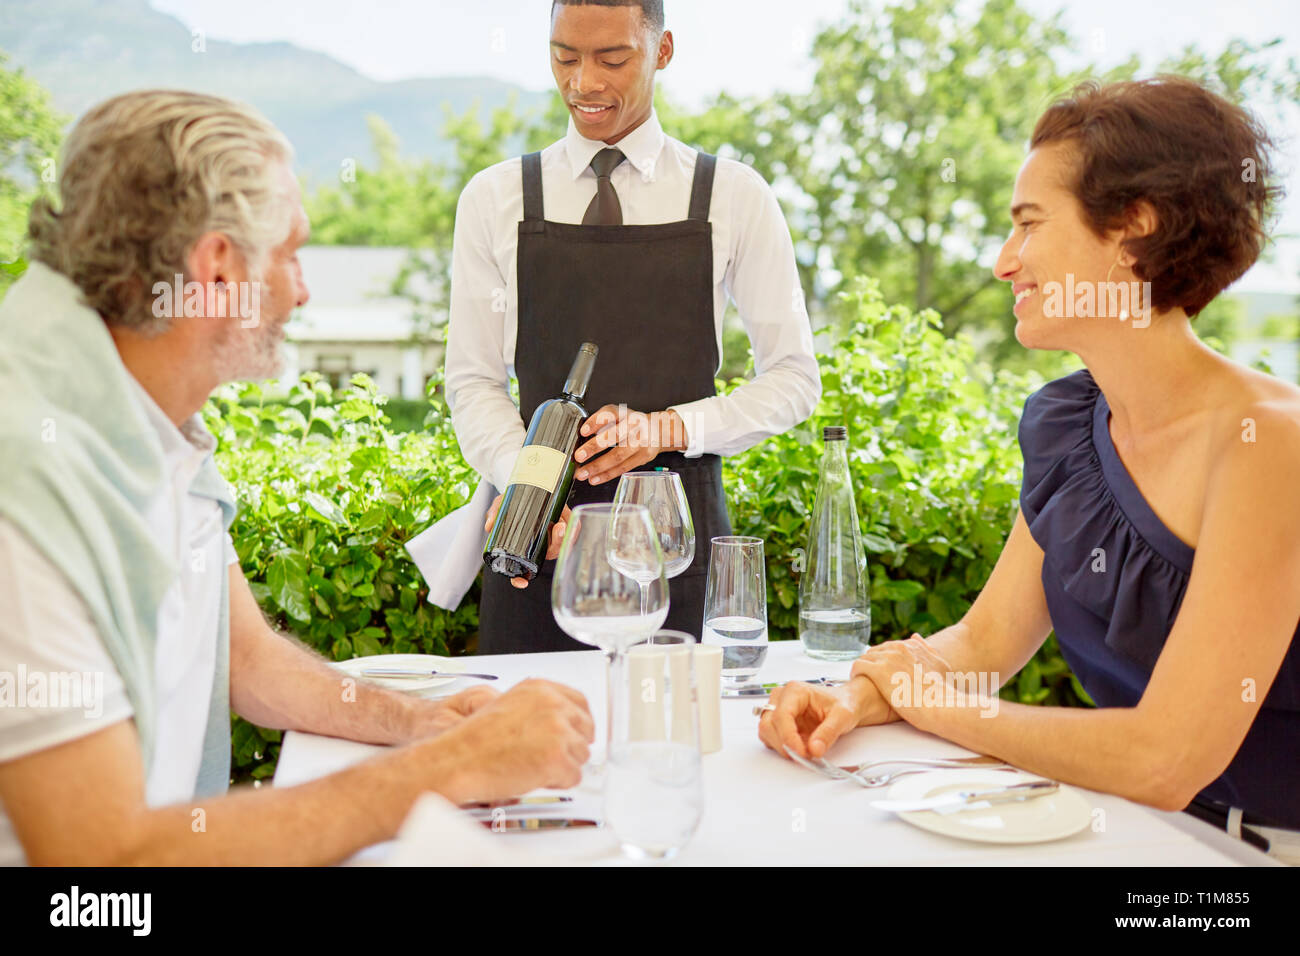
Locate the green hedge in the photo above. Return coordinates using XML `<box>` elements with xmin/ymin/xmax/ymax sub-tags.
<box><xmin>207</xmin><ymin>278</ymin><xmax>1088</xmax><ymax>784</ymax></box>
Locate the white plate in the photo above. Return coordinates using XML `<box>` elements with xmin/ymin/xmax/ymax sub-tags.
<box><xmin>332</xmin><ymin>654</ymin><xmax>467</xmax><ymax>695</ymax></box>
<box><xmin>881</xmin><ymin>768</ymin><xmax>1093</xmax><ymax>844</ymax></box>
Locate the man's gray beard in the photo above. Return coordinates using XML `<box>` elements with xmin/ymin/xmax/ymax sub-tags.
<box><xmin>211</xmin><ymin>309</ymin><xmax>287</xmax><ymax>384</ymax></box>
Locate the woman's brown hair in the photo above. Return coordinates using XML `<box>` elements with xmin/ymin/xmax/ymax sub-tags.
<box><xmin>1031</xmin><ymin>76</ymin><xmax>1282</xmax><ymax>316</ymax></box>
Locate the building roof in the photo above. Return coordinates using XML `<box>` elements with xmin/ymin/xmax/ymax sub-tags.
<box><xmin>287</xmin><ymin>246</ymin><xmax>442</xmax><ymax>343</ymax></box>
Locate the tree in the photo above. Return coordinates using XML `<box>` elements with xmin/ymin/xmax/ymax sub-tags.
<box><xmin>304</xmin><ymin>102</ymin><xmax>529</xmax><ymax>340</ymax></box>
<box><xmin>0</xmin><ymin>50</ymin><xmax>64</xmax><ymax>296</ymax></box>
<box><xmin>303</xmin><ymin>0</ymin><xmax>1300</xmax><ymax>370</ymax></box>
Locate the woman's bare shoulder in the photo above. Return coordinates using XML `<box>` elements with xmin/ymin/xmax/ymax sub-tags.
<box><xmin>1207</xmin><ymin>365</ymin><xmax>1300</xmax><ymax>498</ymax></box>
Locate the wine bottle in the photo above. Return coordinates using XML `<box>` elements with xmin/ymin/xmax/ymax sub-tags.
<box><xmin>483</xmin><ymin>342</ymin><xmax>599</xmax><ymax>580</ymax></box>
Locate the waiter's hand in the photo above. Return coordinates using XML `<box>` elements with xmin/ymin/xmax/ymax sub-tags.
<box><xmin>484</xmin><ymin>495</ymin><xmax>571</xmax><ymax>589</ymax></box>
<box><xmin>574</xmin><ymin>406</ymin><xmax>689</xmax><ymax>485</ymax></box>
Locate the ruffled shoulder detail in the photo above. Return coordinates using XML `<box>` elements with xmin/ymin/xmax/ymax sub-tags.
<box><xmin>1018</xmin><ymin>370</ymin><xmax>1191</xmax><ymax>672</ymax></box>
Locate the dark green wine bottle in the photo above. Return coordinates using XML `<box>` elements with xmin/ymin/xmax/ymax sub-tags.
<box><xmin>483</xmin><ymin>342</ymin><xmax>598</xmax><ymax>580</ymax></box>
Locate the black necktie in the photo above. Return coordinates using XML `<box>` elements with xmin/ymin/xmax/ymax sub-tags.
<box><xmin>582</xmin><ymin>148</ymin><xmax>626</xmax><ymax>225</ymax></box>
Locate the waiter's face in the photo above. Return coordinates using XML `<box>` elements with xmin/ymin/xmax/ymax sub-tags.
<box><xmin>550</xmin><ymin>4</ymin><xmax>672</xmax><ymax>145</ymax></box>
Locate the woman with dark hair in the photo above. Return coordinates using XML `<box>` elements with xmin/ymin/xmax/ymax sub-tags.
<box><xmin>759</xmin><ymin>76</ymin><xmax>1300</xmax><ymax>862</ymax></box>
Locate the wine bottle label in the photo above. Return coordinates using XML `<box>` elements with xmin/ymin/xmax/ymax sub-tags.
<box><xmin>507</xmin><ymin>444</ymin><xmax>568</xmax><ymax>493</ymax></box>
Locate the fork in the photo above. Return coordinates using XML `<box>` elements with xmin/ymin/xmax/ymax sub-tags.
<box><xmin>850</xmin><ymin>764</ymin><xmax>1019</xmax><ymax>789</ymax></box>
<box><xmin>835</xmin><ymin>755</ymin><xmax>1008</xmax><ymax>776</ymax></box>
<box><xmin>784</xmin><ymin>747</ymin><xmax>1011</xmax><ymax>786</ymax></box>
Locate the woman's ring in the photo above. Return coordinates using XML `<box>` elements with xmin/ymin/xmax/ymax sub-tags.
<box><xmin>753</xmin><ymin>703</ymin><xmax>777</xmax><ymax>716</ymax></box>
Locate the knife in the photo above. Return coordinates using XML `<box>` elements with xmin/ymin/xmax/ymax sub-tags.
<box><xmin>461</xmin><ymin>796</ymin><xmax>574</xmax><ymax>811</ymax></box>
<box><xmin>722</xmin><ymin>678</ymin><xmax>846</xmax><ymax>698</ymax></box>
<box><xmin>480</xmin><ymin>817</ymin><xmax>602</xmax><ymax>831</ymax></box>
<box><xmin>871</xmin><ymin>779</ymin><xmax>1058</xmax><ymax>815</ymax></box>
<box><xmin>360</xmin><ymin>667</ymin><xmax>498</xmax><ymax>680</ymax></box>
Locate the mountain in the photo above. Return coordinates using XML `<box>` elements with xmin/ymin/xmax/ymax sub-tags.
<box><xmin>0</xmin><ymin>0</ymin><xmax>552</xmax><ymax>182</ymax></box>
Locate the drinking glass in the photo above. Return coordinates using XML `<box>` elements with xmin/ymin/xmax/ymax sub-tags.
<box><xmin>553</xmin><ymin>504</ymin><xmax>668</xmax><ymax>770</ymax></box>
<box><xmin>613</xmin><ymin>472</ymin><xmax>695</xmax><ymax>617</ymax></box>
<box><xmin>606</xmin><ymin>630</ymin><xmax>703</xmax><ymax>860</ymax></box>
<box><xmin>701</xmin><ymin>536</ymin><xmax>768</xmax><ymax>687</ymax></box>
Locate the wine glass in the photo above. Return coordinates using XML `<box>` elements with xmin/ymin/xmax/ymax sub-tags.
<box><xmin>552</xmin><ymin>503</ymin><xmax>669</xmax><ymax>772</ymax></box>
<box><xmin>612</xmin><ymin>471</ymin><xmax>695</xmax><ymax>615</ymax></box>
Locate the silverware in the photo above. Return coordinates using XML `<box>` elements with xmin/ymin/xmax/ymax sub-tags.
<box><xmin>836</xmin><ymin>755</ymin><xmax>1008</xmax><ymax>775</ymax></box>
<box><xmin>871</xmin><ymin>780</ymin><xmax>1059</xmax><ymax>815</ymax></box>
<box><xmin>360</xmin><ymin>667</ymin><xmax>498</xmax><ymax>681</ymax></box>
<box><xmin>480</xmin><ymin>817</ymin><xmax>602</xmax><ymax>831</ymax></box>
<box><xmin>723</xmin><ymin>678</ymin><xmax>846</xmax><ymax>699</ymax></box>
<box><xmin>461</xmin><ymin>796</ymin><xmax>574</xmax><ymax>811</ymax></box>
<box><xmin>851</xmin><ymin>765</ymin><xmax>1018</xmax><ymax>789</ymax></box>
<box><xmin>783</xmin><ymin>747</ymin><xmax>1015</xmax><ymax>789</ymax></box>
<box><xmin>783</xmin><ymin>745</ymin><xmax>839</xmax><ymax>778</ymax></box>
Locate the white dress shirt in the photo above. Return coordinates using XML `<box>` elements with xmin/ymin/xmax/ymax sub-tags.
<box><xmin>444</xmin><ymin>109</ymin><xmax>822</xmax><ymax>494</ymax></box>
<box><xmin>0</xmin><ymin>377</ymin><xmax>237</xmax><ymax>866</ymax></box>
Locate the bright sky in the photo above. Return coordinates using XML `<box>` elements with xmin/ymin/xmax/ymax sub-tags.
<box><xmin>152</xmin><ymin>0</ymin><xmax>1300</xmax><ymax>232</ymax></box>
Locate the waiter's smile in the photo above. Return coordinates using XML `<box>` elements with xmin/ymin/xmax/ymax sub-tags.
<box><xmin>570</xmin><ymin>101</ymin><xmax>617</xmax><ymax>125</ymax></box>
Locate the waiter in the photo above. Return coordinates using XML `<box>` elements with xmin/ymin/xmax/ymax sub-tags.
<box><xmin>445</xmin><ymin>0</ymin><xmax>821</xmax><ymax>654</ymax></box>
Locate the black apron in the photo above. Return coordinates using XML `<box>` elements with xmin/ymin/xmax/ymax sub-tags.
<box><xmin>477</xmin><ymin>149</ymin><xmax>733</xmax><ymax>654</ymax></box>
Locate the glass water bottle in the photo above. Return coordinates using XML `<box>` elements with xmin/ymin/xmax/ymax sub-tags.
<box><xmin>798</xmin><ymin>426</ymin><xmax>871</xmax><ymax>661</ymax></box>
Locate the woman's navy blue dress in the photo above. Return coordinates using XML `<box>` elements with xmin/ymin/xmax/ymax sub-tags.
<box><xmin>1018</xmin><ymin>369</ymin><xmax>1300</xmax><ymax>828</ymax></box>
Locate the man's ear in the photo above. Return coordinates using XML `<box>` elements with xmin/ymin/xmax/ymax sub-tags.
<box><xmin>185</xmin><ymin>231</ymin><xmax>247</xmax><ymax>320</ymax></box>
<box><xmin>657</xmin><ymin>30</ymin><xmax>674</xmax><ymax>69</ymax></box>
<box><xmin>187</xmin><ymin>231</ymin><xmax>238</xmax><ymax>287</ymax></box>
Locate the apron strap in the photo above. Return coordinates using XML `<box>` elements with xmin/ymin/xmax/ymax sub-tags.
<box><xmin>522</xmin><ymin>151</ymin><xmax>544</xmax><ymax>222</ymax></box>
<box><xmin>688</xmin><ymin>151</ymin><xmax>717</xmax><ymax>222</ymax></box>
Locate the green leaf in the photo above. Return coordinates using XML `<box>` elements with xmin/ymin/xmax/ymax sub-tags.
<box><xmin>303</xmin><ymin>491</ymin><xmax>348</xmax><ymax>526</ymax></box>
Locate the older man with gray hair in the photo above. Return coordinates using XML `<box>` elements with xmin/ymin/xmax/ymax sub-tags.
<box><xmin>0</xmin><ymin>90</ymin><xmax>593</xmax><ymax>865</ymax></box>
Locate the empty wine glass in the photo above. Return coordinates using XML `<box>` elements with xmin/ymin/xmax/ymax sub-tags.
<box><xmin>552</xmin><ymin>503</ymin><xmax>668</xmax><ymax>770</ymax></box>
<box><xmin>613</xmin><ymin>471</ymin><xmax>695</xmax><ymax>616</ymax></box>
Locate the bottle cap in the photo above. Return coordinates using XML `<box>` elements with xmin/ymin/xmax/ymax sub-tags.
<box><xmin>823</xmin><ymin>426</ymin><xmax>848</xmax><ymax>441</ymax></box>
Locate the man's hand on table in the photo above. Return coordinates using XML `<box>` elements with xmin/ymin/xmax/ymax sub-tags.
<box><xmin>408</xmin><ymin>685</ymin><xmax>502</xmax><ymax>738</ymax></box>
<box><xmin>573</xmin><ymin>405</ymin><xmax>688</xmax><ymax>485</ymax></box>
<box><xmin>484</xmin><ymin>496</ymin><xmax>571</xmax><ymax>589</ymax></box>
<box><xmin>759</xmin><ymin>672</ymin><xmax>901</xmax><ymax>759</ymax></box>
<box><xmin>433</xmin><ymin>679</ymin><xmax>594</xmax><ymax>805</ymax></box>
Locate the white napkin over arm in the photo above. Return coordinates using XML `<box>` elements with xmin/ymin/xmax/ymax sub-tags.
<box><xmin>405</xmin><ymin>478</ymin><xmax>495</xmax><ymax>610</ymax></box>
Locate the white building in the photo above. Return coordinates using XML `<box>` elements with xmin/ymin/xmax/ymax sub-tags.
<box><xmin>279</xmin><ymin>246</ymin><xmax>443</xmax><ymax>399</ymax></box>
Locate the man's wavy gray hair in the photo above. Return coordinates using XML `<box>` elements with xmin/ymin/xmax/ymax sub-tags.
<box><xmin>28</xmin><ymin>89</ymin><xmax>294</xmax><ymax>335</ymax></box>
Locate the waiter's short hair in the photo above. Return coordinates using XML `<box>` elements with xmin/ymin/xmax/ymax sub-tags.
<box><xmin>551</xmin><ymin>0</ymin><xmax>664</xmax><ymax>33</ymax></box>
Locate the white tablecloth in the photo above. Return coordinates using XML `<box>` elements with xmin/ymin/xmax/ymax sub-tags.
<box><xmin>273</xmin><ymin>641</ymin><xmax>1277</xmax><ymax>866</ymax></box>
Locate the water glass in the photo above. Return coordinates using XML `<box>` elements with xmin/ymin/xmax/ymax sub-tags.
<box><xmin>701</xmin><ymin>536</ymin><xmax>768</xmax><ymax>687</ymax></box>
<box><xmin>606</xmin><ymin>631</ymin><xmax>703</xmax><ymax>860</ymax></box>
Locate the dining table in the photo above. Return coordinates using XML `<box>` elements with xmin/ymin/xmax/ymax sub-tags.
<box><xmin>273</xmin><ymin>641</ymin><xmax>1279</xmax><ymax>866</ymax></box>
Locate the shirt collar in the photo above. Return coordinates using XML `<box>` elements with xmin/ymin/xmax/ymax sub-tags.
<box><xmin>564</xmin><ymin>108</ymin><xmax>665</xmax><ymax>181</ymax></box>
<box><xmin>125</xmin><ymin>374</ymin><xmax>216</xmax><ymax>468</ymax></box>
